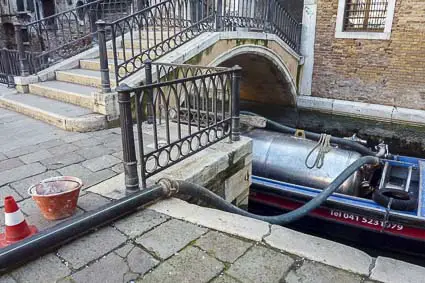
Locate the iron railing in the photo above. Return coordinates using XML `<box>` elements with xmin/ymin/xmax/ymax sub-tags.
<box><xmin>99</xmin><ymin>0</ymin><xmax>215</xmax><ymax>89</ymax></box>
<box><xmin>0</xmin><ymin>49</ymin><xmax>39</xmax><ymax>86</ymax></box>
<box><xmin>0</xmin><ymin>49</ymin><xmax>18</xmax><ymax>87</ymax></box>
<box><xmin>220</xmin><ymin>0</ymin><xmax>302</xmax><ymax>52</ymax></box>
<box><xmin>13</xmin><ymin>0</ymin><xmax>146</xmax><ymax>76</ymax></box>
<box><xmin>8</xmin><ymin>0</ymin><xmax>301</xmax><ymax>83</ymax></box>
<box><xmin>118</xmin><ymin>61</ymin><xmax>241</xmax><ymax>192</ymax></box>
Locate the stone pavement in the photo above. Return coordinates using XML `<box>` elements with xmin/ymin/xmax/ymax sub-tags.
<box><xmin>0</xmin><ymin>107</ymin><xmax>126</xmax><ymax>229</ymax></box>
<box><xmin>2</xmin><ymin>196</ymin><xmax>425</xmax><ymax>283</ymax></box>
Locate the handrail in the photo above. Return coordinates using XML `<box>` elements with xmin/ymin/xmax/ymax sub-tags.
<box><xmin>117</xmin><ymin>61</ymin><xmax>241</xmax><ymax>191</ymax></box>
<box><xmin>4</xmin><ymin>0</ymin><xmax>302</xmax><ymax>83</ymax></box>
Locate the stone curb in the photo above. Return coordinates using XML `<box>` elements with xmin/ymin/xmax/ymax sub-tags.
<box><xmin>297</xmin><ymin>96</ymin><xmax>425</xmax><ymax>127</ymax></box>
<box><xmin>149</xmin><ymin>197</ymin><xmax>425</xmax><ymax>281</ymax></box>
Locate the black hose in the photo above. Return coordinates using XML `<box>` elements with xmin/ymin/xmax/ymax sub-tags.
<box><xmin>0</xmin><ymin>185</ymin><xmax>168</xmax><ymax>274</ymax></box>
<box><xmin>174</xmin><ymin>156</ymin><xmax>380</xmax><ymax>225</ymax></box>
<box><xmin>241</xmin><ymin>111</ymin><xmax>377</xmax><ymax>156</ymax></box>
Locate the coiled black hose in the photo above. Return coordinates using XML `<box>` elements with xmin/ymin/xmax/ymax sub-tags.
<box><xmin>173</xmin><ymin>156</ymin><xmax>380</xmax><ymax>225</ymax></box>
<box><xmin>241</xmin><ymin>111</ymin><xmax>377</xmax><ymax>156</ymax></box>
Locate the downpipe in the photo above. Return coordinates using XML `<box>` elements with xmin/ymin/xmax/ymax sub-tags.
<box><xmin>0</xmin><ymin>156</ymin><xmax>379</xmax><ymax>273</ymax></box>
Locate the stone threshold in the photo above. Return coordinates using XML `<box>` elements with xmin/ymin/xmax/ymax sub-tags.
<box><xmin>298</xmin><ymin>95</ymin><xmax>425</xmax><ymax>127</ymax></box>
<box><xmin>149</xmin><ymin>197</ymin><xmax>425</xmax><ymax>282</ymax></box>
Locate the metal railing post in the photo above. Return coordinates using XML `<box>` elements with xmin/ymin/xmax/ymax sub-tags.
<box><xmin>89</xmin><ymin>5</ymin><xmax>98</xmax><ymax>43</ymax></box>
<box><xmin>231</xmin><ymin>65</ymin><xmax>242</xmax><ymax>142</ymax></box>
<box><xmin>216</xmin><ymin>0</ymin><xmax>223</xmax><ymax>31</ymax></box>
<box><xmin>145</xmin><ymin>60</ymin><xmax>154</xmax><ymax>124</ymax></box>
<box><xmin>14</xmin><ymin>23</ymin><xmax>29</xmax><ymax>77</ymax></box>
<box><xmin>96</xmin><ymin>20</ymin><xmax>111</xmax><ymax>93</ymax></box>
<box><xmin>117</xmin><ymin>84</ymin><xmax>140</xmax><ymax>194</ymax></box>
<box><xmin>2</xmin><ymin>49</ymin><xmax>15</xmax><ymax>88</ymax></box>
<box><xmin>266</xmin><ymin>0</ymin><xmax>273</xmax><ymax>32</ymax></box>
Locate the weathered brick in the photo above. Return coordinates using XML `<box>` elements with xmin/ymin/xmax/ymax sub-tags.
<box><xmin>312</xmin><ymin>0</ymin><xmax>425</xmax><ymax>110</ymax></box>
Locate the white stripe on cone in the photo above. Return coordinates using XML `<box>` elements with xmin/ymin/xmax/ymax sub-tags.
<box><xmin>5</xmin><ymin>210</ymin><xmax>25</xmax><ymax>226</ymax></box>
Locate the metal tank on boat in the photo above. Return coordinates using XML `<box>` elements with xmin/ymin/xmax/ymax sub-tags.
<box><xmin>246</xmin><ymin>129</ymin><xmax>363</xmax><ymax>196</ymax></box>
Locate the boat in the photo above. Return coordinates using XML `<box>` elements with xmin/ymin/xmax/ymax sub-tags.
<box><xmin>242</xmin><ymin>115</ymin><xmax>425</xmax><ymax>259</ymax></box>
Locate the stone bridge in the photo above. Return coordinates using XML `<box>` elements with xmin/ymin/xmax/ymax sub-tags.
<box><xmin>0</xmin><ymin>12</ymin><xmax>303</xmax><ymax>132</ymax></box>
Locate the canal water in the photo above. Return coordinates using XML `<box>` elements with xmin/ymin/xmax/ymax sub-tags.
<box><xmin>242</xmin><ymin>100</ymin><xmax>425</xmax><ymax>267</ymax></box>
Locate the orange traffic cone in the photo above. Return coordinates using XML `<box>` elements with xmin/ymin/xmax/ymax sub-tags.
<box><xmin>0</xmin><ymin>196</ymin><xmax>37</xmax><ymax>247</ymax></box>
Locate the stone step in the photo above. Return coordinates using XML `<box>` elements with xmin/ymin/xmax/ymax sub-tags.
<box><xmin>79</xmin><ymin>58</ymin><xmax>142</xmax><ymax>76</ymax></box>
<box><xmin>29</xmin><ymin>81</ymin><xmax>96</xmax><ymax>109</ymax></box>
<box><xmin>106</xmin><ymin>48</ymin><xmax>159</xmax><ymax>61</ymax></box>
<box><xmin>122</xmin><ymin>38</ymin><xmax>178</xmax><ymax>50</ymax></box>
<box><xmin>56</xmin><ymin>69</ymin><xmax>117</xmax><ymax>89</ymax></box>
<box><xmin>0</xmin><ymin>93</ymin><xmax>106</xmax><ymax>132</ymax></box>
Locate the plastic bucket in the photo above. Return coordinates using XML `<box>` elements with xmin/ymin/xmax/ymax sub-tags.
<box><xmin>28</xmin><ymin>176</ymin><xmax>83</xmax><ymax>220</ymax></box>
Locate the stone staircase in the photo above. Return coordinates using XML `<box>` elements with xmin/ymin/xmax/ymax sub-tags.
<box><xmin>0</xmin><ymin>31</ymin><xmax>165</xmax><ymax>132</ymax></box>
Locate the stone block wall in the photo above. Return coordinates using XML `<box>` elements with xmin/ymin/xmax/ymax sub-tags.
<box><xmin>312</xmin><ymin>0</ymin><xmax>425</xmax><ymax>110</ymax></box>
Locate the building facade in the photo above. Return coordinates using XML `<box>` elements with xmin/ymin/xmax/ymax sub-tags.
<box><xmin>309</xmin><ymin>0</ymin><xmax>425</xmax><ymax>110</ymax></box>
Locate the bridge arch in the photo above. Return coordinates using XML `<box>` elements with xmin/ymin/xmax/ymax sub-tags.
<box><xmin>208</xmin><ymin>44</ymin><xmax>298</xmax><ymax>106</ymax></box>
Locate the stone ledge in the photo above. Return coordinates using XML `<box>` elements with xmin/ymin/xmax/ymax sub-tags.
<box><xmin>149</xmin><ymin>198</ymin><xmax>270</xmax><ymax>242</ymax></box>
<box><xmin>264</xmin><ymin>225</ymin><xmax>372</xmax><ymax>276</ymax></box>
<box><xmin>370</xmin><ymin>257</ymin><xmax>425</xmax><ymax>283</ymax></box>
<box><xmin>298</xmin><ymin>96</ymin><xmax>425</xmax><ymax>127</ymax></box>
<box><xmin>149</xmin><ymin>198</ymin><xmax>424</xmax><ymax>280</ymax></box>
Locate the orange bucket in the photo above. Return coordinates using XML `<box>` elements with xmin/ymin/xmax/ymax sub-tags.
<box><xmin>28</xmin><ymin>176</ymin><xmax>83</xmax><ymax>220</ymax></box>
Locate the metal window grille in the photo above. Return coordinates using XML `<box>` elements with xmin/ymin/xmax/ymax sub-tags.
<box><xmin>343</xmin><ymin>0</ymin><xmax>388</xmax><ymax>32</ymax></box>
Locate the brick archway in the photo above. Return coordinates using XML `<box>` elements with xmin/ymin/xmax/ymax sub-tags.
<box><xmin>208</xmin><ymin>44</ymin><xmax>298</xmax><ymax>106</ymax></box>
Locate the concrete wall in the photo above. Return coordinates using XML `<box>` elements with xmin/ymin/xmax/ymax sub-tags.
<box><xmin>312</xmin><ymin>0</ymin><xmax>425</xmax><ymax>110</ymax></box>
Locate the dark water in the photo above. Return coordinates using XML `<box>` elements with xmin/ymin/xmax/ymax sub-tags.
<box><xmin>241</xmin><ymin>100</ymin><xmax>425</xmax><ymax>158</ymax></box>
<box><xmin>242</xmin><ymin>100</ymin><xmax>425</xmax><ymax>266</ymax></box>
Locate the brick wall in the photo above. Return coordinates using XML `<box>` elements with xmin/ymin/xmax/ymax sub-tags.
<box><xmin>312</xmin><ymin>0</ymin><xmax>425</xmax><ymax>110</ymax></box>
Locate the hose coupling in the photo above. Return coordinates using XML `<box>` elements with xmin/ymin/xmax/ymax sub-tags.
<box><xmin>157</xmin><ymin>178</ymin><xmax>179</xmax><ymax>197</ymax></box>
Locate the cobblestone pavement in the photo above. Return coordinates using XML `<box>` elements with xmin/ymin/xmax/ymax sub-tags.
<box><xmin>0</xmin><ymin>108</ymin><xmax>126</xmax><ymax>230</ymax></box>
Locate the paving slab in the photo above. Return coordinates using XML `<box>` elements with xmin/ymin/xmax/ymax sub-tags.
<box><xmin>0</xmin><ymin>163</ymin><xmax>47</xmax><ymax>187</ymax></box>
<box><xmin>57</xmin><ymin>164</ymin><xmax>116</xmax><ymax>189</ymax></box>
<box><xmin>0</xmin><ymin>157</ymin><xmax>24</xmax><ymax>171</ymax></box>
<box><xmin>40</xmin><ymin>152</ymin><xmax>85</xmax><ymax>170</ymax></box>
<box><xmin>82</xmin><ymin>155</ymin><xmax>121</xmax><ymax>172</ymax></box>
<box><xmin>0</xmin><ymin>274</ymin><xmax>16</xmax><ymax>283</ymax></box>
<box><xmin>71</xmin><ymin>136</ymin><xmax>104</xmax><ymax>148</ymax></box>
<box><xmin>285</xmin><ymin>261</ymin><xmax>363</xmax><ymax>283</ymax></box>
<box><xmin>71</xmin><ymin>252</ymin><xmax>129</xmax><ymax>283</ymax></box>
<box><xmin>10</xmin><ymin>253</ymin><xmax>71</xmax><ymax>283</ymax></box>
<box><xmin>226</xmin><ymin>245</ymin><xmax>294</xmax><ymax>283</ymax></box>
<box><xmin>114</xmin><ymin>209</ymin><xmax>170</xmax><ymax>238</ymax></box>
<box><xmin>48</xmin><ymin>143</ymin><xmax>80</xmax><ymax>156</ymax></box>
<box><xmin>127</xmin><ymin>246</ymin><xmax>160</xmax><ymax>274</ymax></box>
<box><xmin>77</xmin><ymin>145</ymin><xmax>116</xmax><ymax>160</ymax></box>
<box><xmin>10</xmin><ymin>171</ymin><xmax>61</xmax><ymax>198</ymax></box>
<box><xmin>58</xmin><ymin>226</ymin><xmax>127</xmax><ymax>269</ymax></box>
<box><xmin>114</xmin><ymin>243</ymin><xmax>135</xmax><ymax>258</ymax></box>
<box><xmin>136</xmin><ymin>218</ymin><xmax>207</xmax><ymax>259</ymax></box>
<box><xmin>264</xmin><ymin>225</ymin><xmax>373</xmax><ymax>275</ymax></box>
<box><xmin>19</xmin><ymin>149</ymin><xmax>53</xmax><ymax>164</ymax></box>
<box><xmin>211</xmin><ymin>274</ymin><xmax>241</xmax><ymax>283</ymax></box>
<box><xmin>77</xmin><ymin>192</ymin><xmax>111</xmax><ymax>211</ymax></box>
<box><xmin>370</xmin><ymin>256</ymin><xmax>425</xmax><ymax>283</ymax></box>
<box><xmin>195</xmin><ymin>230</ymin><xmax>252</xmax><ymax>263</ymax></box>
<box><xmin>0</xmin><ymin>185</ymin><xmax>23</xmax><ymax>205</ymax></box>
<box><xmin>139</xmin><ymin>246</ymin><xmax>224</xmax><ymax>283</ymax></box>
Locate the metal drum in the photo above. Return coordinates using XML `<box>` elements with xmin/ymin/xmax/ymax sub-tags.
<box><xmin>246</xmin><ymin>129</ymin><xmax>363</xmax><ymax>196</ymax></box>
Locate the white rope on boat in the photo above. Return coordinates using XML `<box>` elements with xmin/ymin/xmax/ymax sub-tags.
<box><xmin>305</xmin><ymin>134</ymin><xmax>332</xmax><ymax>169</ymax></box>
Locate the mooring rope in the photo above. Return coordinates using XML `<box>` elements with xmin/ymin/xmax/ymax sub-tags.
<box><xmin>305</xmin><ymin>134</ymin><xmax>332</xmax><ymax>169</ymax></box>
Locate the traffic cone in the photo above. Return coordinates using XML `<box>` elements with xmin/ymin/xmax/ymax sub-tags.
<box><xmin>0</xmin><ymin>196</ymin><xmax>37</xmax><ymax>247</ymax></box>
